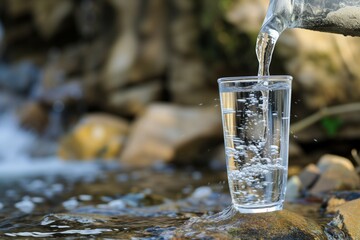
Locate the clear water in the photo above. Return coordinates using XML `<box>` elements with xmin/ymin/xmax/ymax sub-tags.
<box><xmin>219</xmin><ymin>82</ymin><xmax>291</xmax><ymax>212</ymax></box>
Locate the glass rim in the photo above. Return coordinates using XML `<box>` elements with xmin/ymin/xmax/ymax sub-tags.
<box><xmin>217</xmin><ymin>75</ymin><xmax>292</xmax><ymax>84</ymax></box>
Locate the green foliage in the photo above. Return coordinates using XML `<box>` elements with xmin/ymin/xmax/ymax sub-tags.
<box><xmin>321</xmin><ymin>117</ymin><xmax>343</xmax><ymax>137</ymax></box>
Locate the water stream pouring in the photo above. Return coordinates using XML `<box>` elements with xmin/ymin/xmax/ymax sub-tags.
<box><xmin>257</xmin><ymin>0</ymin><xmax>360</xmax><ymax>76</ymax></box>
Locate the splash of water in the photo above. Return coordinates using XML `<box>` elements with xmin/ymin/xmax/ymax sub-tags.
<box><xmin>0</xmin><ymin>112</ymin><xmax>99</xmax><ymax>180</ymax></box>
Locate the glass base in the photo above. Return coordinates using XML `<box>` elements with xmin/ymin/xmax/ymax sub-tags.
<box><xmin>233</xmin><ymin>203</ymin><xmax>283</xmax><ymax>213</ymax></box>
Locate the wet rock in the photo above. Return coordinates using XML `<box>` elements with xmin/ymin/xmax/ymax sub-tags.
<box><xmin>298</xmin><ymin>164</ymin><xmax>320</xmax><ymax>190</ymax></box>
<box><xmin>325</xmin><ymin>199</ymin><xmax>360</xmax><ymax>240</ymax></box>
<box><xmin>120</xmin><ymin>104</ymin><xmax>222</xmax><ymax>167</ymax></box>
<box><xmin>17</xmin><ymin>101</ymin><xmax>48</xmax><ymax>133</ymax></box>
<box><xmin>58</xmin><ymin>113</ymin><xmax>129</xmax><ymax>160</ymax></box>
<box><xmin>31</xmin><ymin>0</ymin><xmax>74</xmax><ymax>38</ymax></box>
<box><xmin>41</xmin><ymin>213</ymin><xmax>109</xmax><ymax>226</ymax></box>
<box><xmin>322</xmin><ymin>191</ymin><xmax>360</xmax><ymax>213</ymax></box>
<box><xmin>309</xmin><ymin>155</ymin><xmax>360</xmax><ymax>196</ymax></box>
<box><xmin>174</xmin><ymin>207</ymin><xmax>326</xmax><ymax>239</ymax></box>
<box><xmin>106</xmin><ymin>81</ymin><xmax>162</xmax><ymax>117</ymax></box>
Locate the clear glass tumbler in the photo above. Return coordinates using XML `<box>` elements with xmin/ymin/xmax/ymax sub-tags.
<box><xmin>218</xmin><ymin>76</ymin><xmax>292</xmax><ymax>213</ymax></box>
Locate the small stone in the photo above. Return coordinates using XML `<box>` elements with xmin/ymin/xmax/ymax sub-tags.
<box><xmin>317</xmin><ymin>154</ymin><xmax>355</xmax><ymax>173</ymax></box>
<box><xmin>62</xmin><ymin>199</ymin><xmax>79</xmax><ymax>211</ymax></box>
<box><xmin>108</xmin><ymin>199</ymin><xmax>126</xmax><ymax>209</ymax></box>
<box><xmin>298</xmin><ymin>163</ymin><xmax>320</xmax><ymax>190</ymax></box>
<box><xmin>0</xmin><ymin>202</ymin><xmax>3</xmax><ymax>210</ymax></box>
<box><xmin>286</xmin><ymin>176</ymin><xmax>302</xmax><ymax>201</ymax></box>
<box><xmin>31</xmin><ymin>197</ymin><xmax>44</xmax><ymax>203</ymax></box>
<box><xmin>15</xmin><ymin>198</ymin><xmax>35</xmax><ymax>213</ymax></box>
<box><xmin>190</xmin><ymin>186</ymin><xmax>212</xmax><ymax>199</ymax></box>
<box><xmin>325</xmin><ymin>199</ymin><xmax>360</xmax><ymax>240</ymax></box>
<box><xmin>58</xmin><ymin>113</ymin><xmax>129</xmax><ymax>160</ymax></box>
<box><xmin>79</xmin><ymin>195</ymin><xmax>92</xmax><ymax>202</ymax></box>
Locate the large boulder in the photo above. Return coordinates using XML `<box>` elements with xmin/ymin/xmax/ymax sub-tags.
<box><xmin>58</xmin><ymin>113</ymin><xmax>129</xmax><ymax>160</ymax></box>
<box><xmin>120</xmin><ymin>104</ymin><xmax>222</xmax><ymax>167</ymax></box>
<box><xmin>325</xmin><ymin>199</ymin><xmax>360</xmax><ymax>240</ymax></box>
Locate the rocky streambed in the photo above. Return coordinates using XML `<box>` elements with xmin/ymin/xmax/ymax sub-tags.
<box><xmin>0</xmin><ymin>162</ymin><xmax>359</xmax><ymax>240</ymax></box>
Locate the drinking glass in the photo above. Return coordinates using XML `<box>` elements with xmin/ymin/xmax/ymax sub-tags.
<box><xmin>218</xmin><ymin>75</ymin><xmax>292</xmax><ymax>213</ymax></box>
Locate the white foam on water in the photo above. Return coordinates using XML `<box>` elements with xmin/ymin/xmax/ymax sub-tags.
<box><xmin>0</xmin><ymin>113</ymin><xmax>100</xmax><ymax>181</ymax></box>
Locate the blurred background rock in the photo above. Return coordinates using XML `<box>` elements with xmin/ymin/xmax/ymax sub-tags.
<box><xmin>0</xmin><ymin>0</ymin><xmax>360</xmax><ymax>169</ymax></box>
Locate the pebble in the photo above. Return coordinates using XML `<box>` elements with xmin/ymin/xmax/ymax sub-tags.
<box><xmin>78</xmin><ymin>195</ymin><xmax>92</xmax><ymax>201</ymax></box>
<box><xmin>0</xmin><ymin>202</ymin><xmax>3</xmax><ymax>210</ymax></box>
<box><xmin>15</xmin><ymin>199</ymin><xmax>35</xmax><ymax>213</ymax></box>
<box><xmin>62</xmin><ymin>199</ymin><xmax>79</xmax><ymax>211</ymax></box>
<box><xmin>31</xmin><ymin>197</ymin><xmax>44</xmax><ymax>203</ymax></box>
<box><xmin>190</xmin><ymin>186</ymin><xmax>212</xmax><ymax>199</ymax></box>
<box><xmin>108</xmin><ymin>199</ymin><xmax>126</xmax><ymax>209</ymax></box>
